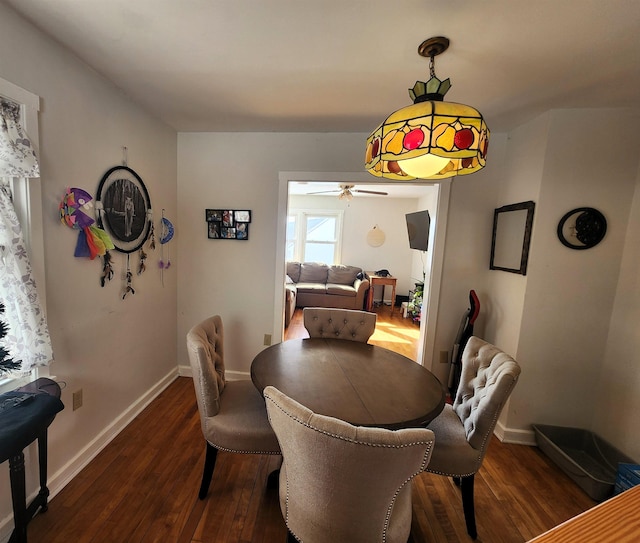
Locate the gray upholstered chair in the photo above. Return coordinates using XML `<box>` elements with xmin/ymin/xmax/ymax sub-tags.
<box><xmin>264</xmin><ymin>385</ymin><xmax>435</xmax><ymax>543</ymax></box>
<box><xmin>425</xmin><ymin>336</ymin><xmax>521</xmax><ymax>539</ymax></box>
<box><xmin>186</xmin><ymin>315</ymin><xmax>281</xmax><ymax>499</ymax></box>
<box><xmin>302</xmin><ymin>307</ymin><xmax>377</xmax><ymax>343</ymax></box>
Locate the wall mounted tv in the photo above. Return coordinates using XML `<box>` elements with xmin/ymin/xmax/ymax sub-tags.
<box><xmin>405</xmin><ymin>210</ymin><xmax>430</xmax><ymax>251</ymax></box>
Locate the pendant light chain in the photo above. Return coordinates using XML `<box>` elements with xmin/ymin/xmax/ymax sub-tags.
<box><xmin>429</xmin><ymin>55</ymin><xmax>436</xmax><ymax>78</ymax></box>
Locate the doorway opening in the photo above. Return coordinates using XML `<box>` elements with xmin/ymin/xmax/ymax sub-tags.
<box><xmin>273</xmin><ymin>172</ymin><xmax>451</xmax><ymax>371</ymax></box>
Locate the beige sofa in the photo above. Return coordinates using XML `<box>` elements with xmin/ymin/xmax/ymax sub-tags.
<box><xmin>285</xmin><ymin>262</ymin><xmax>370</xmax><ymax>324</ymax></box>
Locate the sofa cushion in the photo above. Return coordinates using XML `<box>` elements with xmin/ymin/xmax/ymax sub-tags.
<box><xmin>295</xmin><ymin>283</ymin><xmax>327</xmax><ymax>295</ymax></box>
<box><xmin>299</xmin><ymin>262</ymin><xmax>329</xmax><ymax>283</ymax></box>
<box><xmin>286</xmin><ymin>262</ymin><xmax>302</xmax><ymax>283</ymax></box>
<box><xmin>327</xmin><ymin>265</ymin><xmax>361</xmax><ymax>285</ymax></box>
<box><xmin>326</xmin><ymin>283</ymin><xmax>357</xmax><ymax>297</ymax></box>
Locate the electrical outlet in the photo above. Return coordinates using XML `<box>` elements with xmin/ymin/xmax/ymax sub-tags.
<box><xmin>439</xmin><ymin>350</ymin><xmax>449</xmax><ymax>364</ymax></box>
<box><xmin>72</xmin><ymin>388</ymin><xmax>83</xmax><ymax>411</ymax></box>
<box><xmin>263</xmin><ymin>334</ymin><xmax>272</xmax><ymax>346</ymax></box>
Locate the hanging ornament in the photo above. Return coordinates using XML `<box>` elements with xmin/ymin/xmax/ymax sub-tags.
<box><xmin>160</xmin><ymin>211</ymin><xmax>174</xmax><ymax>244</ymax></box>
<box><xmin>100</xmin><ymin>251</ymin><xmax>114</xmax><ymax>287</ymax></box>
<box><xmin>94</xmin><ymin>149</ymin><xmax>155</xmax><ymax>299</ymax></box>
<box><xmin>60</xmin><ymin>187</ymin><xmax>116</xmax><ymax>287</ymax></box>
<box><xmin>158</xmin><ymin>210</ymin><xmax>174</xmax><ymax>286</ymax></box>
<box><xmin>122</xmin><ymin>255</ymin><xmax>135</xmax><ymax>299</ymax></box>
<box><xmin>59</xmin><ymin>187</ymin><xmax>115</xmax><ymax>260</ymax></box>
<box><xmin>147</xmin><ymin>208</ymin><xmax>156</xmax><ymax>250</ymax></box>
<box><xmin>138</xmin><ymin>247</ymin><xmax>147</xmax><ymax>275</ymax></box>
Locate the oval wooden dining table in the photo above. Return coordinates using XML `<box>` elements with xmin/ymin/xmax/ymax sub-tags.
<box><xmin>251</xmin><ymin>338</ymin><xmax>446</xmax><ymax>429</ymax></box>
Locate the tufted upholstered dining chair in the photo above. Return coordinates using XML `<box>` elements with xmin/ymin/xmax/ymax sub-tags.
<box><xmin>186</xmin><ymin>315</ymin><xmax>281</xmax><ymax>499</ymax></box>
<box><xmin>425</xmin><ymin>336</ymin><xmax>521</xmax><ymax>539</ymax></box>
<box><xmin>302</xmin><ymin>307</ymin><xmax>377</xmax><ymax>343</ymax></box>
<box><xmin>264</xmin><ymin>385</ymin><xmax>435</xmax><ymax>543</ymax></box>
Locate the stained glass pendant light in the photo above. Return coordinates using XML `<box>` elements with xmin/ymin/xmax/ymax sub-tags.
<box><xmin>365</xmin><ymin>37</ymin><xmax>489</xmax><ymax>180</ymax></box>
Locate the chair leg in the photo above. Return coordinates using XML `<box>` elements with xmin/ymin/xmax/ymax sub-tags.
<box><xmin>286</xmin><ymin>529</ymin><xmax>297</xmax><ymax>543</ymax></box>
<box><xmin>198</xmin><ymin>442</ymin><xmax>218</xmax><ymax>500</ymax></box>
<box><xmin>267</xmin><ymin>455</ymin><xmax>283</xmax><ymax>489</ymax></box>
<box><xmin>460</xmin><ymin>475</ymin><xmax>477</xmax><ymax>539</ymax></box>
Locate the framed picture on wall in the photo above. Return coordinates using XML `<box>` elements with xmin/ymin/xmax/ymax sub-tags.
<box><xmin>96</xmin><ymin>165</ymin><xmax>152</xmax><ymax>253</ymax></box>
<box><xmin>208</xmin><ymin>222</ymin><xmax>221</xmax><ymax>239</ymax></box>
<box><xmin>206</xmin><ymin>209</ymin><xmax>222</xmax><ymax>222</ymax></box>
<box><xmin>235</xmin><ymin>210</ymin><xmax>251</xmax><ymax>223</ymax></box>
<box><xmin>206</xmin><ymin>209</ymin><xmax>251</xmax><ymax>240</ymax></box>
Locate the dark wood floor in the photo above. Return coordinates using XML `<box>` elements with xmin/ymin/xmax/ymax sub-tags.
<box><xmin>27</xmin><ymin>308</ymin><xmax>596</xmax><ymax>542</ymax></box>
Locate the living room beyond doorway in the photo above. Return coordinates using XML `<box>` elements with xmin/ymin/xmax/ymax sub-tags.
<box><xmin>279</xmin><ymin>171</ymin><xmax>450</xmax><ymax>370</ymax></box>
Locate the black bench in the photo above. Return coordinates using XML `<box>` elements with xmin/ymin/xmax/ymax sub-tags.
<box><xmin>0</xmin><ymin>378</ymin><xmax>63</xmax><ymax>543</ymax></box>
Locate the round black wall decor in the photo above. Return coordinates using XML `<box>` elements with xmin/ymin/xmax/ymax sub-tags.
<box><xmin>557</xmin><ymin>207</ymin><xmax>607</xmax><ymax>250</ymax></box>
<box><xmin>96</xmin><ymin>166</ymin><xmax>152</xmax><ymax>253</ymax></box>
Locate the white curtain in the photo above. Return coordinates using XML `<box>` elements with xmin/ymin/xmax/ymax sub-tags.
<box><xmin>0</xmin><ymin>98</ymin><xmax>52</xmax><ymax>376</ymax></box>
<box><xmin>0</xmin><ymin>98</ymin><xmax>40</xmax><ymax>177</ymax></box>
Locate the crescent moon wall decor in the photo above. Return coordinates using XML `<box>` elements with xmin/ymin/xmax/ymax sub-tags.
<box><xmin>557</xmin><ymin>207</ymin><xmax>607</xmax><ymax>250</ymax></box>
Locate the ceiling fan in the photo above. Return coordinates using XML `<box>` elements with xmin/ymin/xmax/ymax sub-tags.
<box><xmin>307</xmin><ymin>184</ymin><xmax>388</xmax><ymax>200</ymax></box>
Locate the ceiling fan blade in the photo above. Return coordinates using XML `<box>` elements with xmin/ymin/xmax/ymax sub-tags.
<box><xmin>353</xmin><ymin>189</ymin><xmax>389</xmax><ymax>196</ymax></box>
<box><xmin>307</xmin><ymin>190</ymin><xmax>340</xmax><ymax>195</ymax></box>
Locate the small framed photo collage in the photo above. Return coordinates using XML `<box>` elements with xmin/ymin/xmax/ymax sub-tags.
<box><xmin>206</xmin><ymin>209</ymin><xmax>251</xmax><ymax>240</ymax></box>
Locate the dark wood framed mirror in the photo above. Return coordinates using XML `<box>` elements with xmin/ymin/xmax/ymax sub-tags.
<box><xmin>490</xmin><ymin>200</ymin><xmax>535</xmax><ymax>275</ymax></box>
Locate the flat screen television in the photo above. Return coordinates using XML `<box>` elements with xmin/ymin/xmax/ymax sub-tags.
<box><xmin>405</xmin><ymin>210</ymin><xmax>430</xmax><ymax>251</ymax></box>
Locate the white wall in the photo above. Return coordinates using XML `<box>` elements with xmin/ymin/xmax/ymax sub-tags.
<box><xmin>429</xmin><ymin>134</ymin><xmax>508</xmax><ymax>386</ymax></box>
<box><xmin>177</xmin><ymin>133</ymin><xmax>371</xmax><ymax>376</ymax></box>
<box><xmin>484</xmin><ymin>114</ymin><xmax>548</xmax><ymax>357</ymax></box>
<box><xmin>594</xmin><ymin>160</ymin><xmax>640</xmax><ymax>460</ymax></box>
<box><xmin>0</xmin><ymin>5</ymin><xmax>178</xmax><ymax>537</ymax></box>
<box><xmin>507</xmin><ymin>109</ymin><xmax>640</xmax><ymax>447</ymax></box>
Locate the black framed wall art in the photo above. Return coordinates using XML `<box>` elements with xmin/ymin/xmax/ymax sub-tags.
<box><xmin>206</xmin><ymin>209</ymin><xmax>251</xmax><ymax>240</ymax></box>
<box><xmin>489</xmin><ymin>200</ymin><xmax>535</xmax><ymax>275</ymax></box>
<box><xmin>96</xmin><ymin>165</ymin><xmax>152</xmax><ymax>253</ymax></box>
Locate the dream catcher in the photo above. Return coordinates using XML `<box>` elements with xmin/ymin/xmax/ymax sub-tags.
<box><xmin>59</xmin><ymin>187</ymin><xmax>114</xmax><ymax>260</ymax></box>
<box><xmin>159</xmin><ymin>209</ymin><xmax>174</xmax><ymax>286</ymax></box>
<box><xmin>95</xmin><ymin>150</ymin><xmax>154</xmax><ymax>299</ymax></box>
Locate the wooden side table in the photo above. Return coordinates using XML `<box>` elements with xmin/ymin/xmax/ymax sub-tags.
<box><xmin>0</xmin><ymin>378</ymin><xmax>64</xmax><ymax>543</ymax></box>
<box><xmin>366</xmin><ymin>272</ymin><xmax>397</xmax><ymax>314</ymax></box>
<box><xmin>527</xmin><ymin>484</ymin><xmax>640</xmax><ymax>542</ymax></box>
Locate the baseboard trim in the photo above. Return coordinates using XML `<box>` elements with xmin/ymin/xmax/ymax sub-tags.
<box><xmin>495</xmin><ymin>420</ymin><xmax>537</xmax><ymax>446</ymax></box>
<box><xmin>178</xmin><ymin>365</ymin><xmax>250</xmax><ymax>381</ymax></box>
<box><xmin>0</xmin><ymin>368</ymin><xmax>178</xmax><ymax>543</ymax></box>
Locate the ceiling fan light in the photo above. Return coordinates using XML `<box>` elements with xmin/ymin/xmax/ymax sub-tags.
<box><xmin>338</xmin><ymin>190</ymin><xmax>353</xmax><ymax>201</ymax></box>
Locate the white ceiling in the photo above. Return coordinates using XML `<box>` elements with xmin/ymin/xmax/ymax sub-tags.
<box><xmin>5</xmin><ymin>0</ymin><xmax>640</xmax><ymax>137</ymax></box>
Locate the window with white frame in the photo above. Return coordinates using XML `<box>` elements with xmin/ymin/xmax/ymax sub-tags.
<box><xmin>286</xmin><ymin>210</ymin><xmax>343</xmax><ymax>264</ymax></box>
<box><xmin>0</xmin><ymin>77</ymin><xmax>50</xmax><ymax>391</ymax></box>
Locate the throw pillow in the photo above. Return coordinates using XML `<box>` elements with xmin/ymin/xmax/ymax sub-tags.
<box><xmin>328</xmin><ymin>265</ymin><xmax>361</xmax><ymax>285</ymax></box>
<box><xmin>299</xmin><ymin>262</ymin><xmax>329</xmax><ymax>283</ymax></box>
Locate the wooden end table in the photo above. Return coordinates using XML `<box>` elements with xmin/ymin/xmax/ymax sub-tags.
<box><xmin>366</xmin><ymin>272</ymin><xmax>397</xmax><ymax>314</ymax></box>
